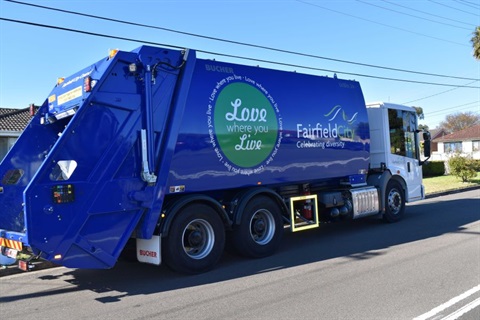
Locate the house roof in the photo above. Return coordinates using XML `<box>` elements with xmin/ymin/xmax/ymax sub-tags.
<box><xmin>433</xmin><ymin>124</ymin><xmax>480</xmax><ymax>142</ymax></box>
<box><xmin>0</xmin><ymin>108</ymin><xmax>32</xmax><ymax>132</ymax></box>
<box><xmin>429</xmin><ymin>128</ymin><xmax>449</xmax><ymax>140</ymax></box>
<box><xmin>420</xmin><ymin>128</ymin><xmax>449</xmax><ymax>142</ymax></box>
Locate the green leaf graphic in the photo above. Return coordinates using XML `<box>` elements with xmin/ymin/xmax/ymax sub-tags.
<box><xmin>324</xmin><ymin>105</ymin><xmax>341</xmax><ymax>117</ymax></box>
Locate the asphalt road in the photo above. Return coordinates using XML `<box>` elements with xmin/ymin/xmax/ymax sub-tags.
<box><xmin>0</xmin><ymin>189</ymin><xmax>479</xmax><ymax>320</ymax></box>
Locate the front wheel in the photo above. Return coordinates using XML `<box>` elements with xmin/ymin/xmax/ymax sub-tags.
<box><xmin>163</xmin><ymin>203</ymin><xmax>225</xmax><ymax>274</ymax></box>
<box><xmin>231</xmin><ymin>195</ymin><xmax>284</xmax><ymax>258</ymax></box>
<box><xmin>383</xmin><ymin>180</ymin><xmax>405</xmax><ymax>223</ymax></box>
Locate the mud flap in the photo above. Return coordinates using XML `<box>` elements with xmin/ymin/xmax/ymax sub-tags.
<box><xmin>136</xmin><ymin>235</ymin><xmax>161</xmax><ymax>265</ymax></box>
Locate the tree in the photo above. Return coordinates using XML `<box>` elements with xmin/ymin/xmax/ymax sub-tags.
<box><xmin>439</xmin><ymin>111</ymin><xmax>480</xmax><ymax>133</ymax></box>
<box><xmin>418</xmin><ymin>124</ymin><xmax>429</xmax><ymax>131</ymax></box>
<box><xmin>413</xmin><ymin>106</ymin><xmax>424</xmax><ymax>120</ymax></box>
<box><xmin>471</xmin><ymin>26</ymin><xmax>480</xmax><ymax>60</ymax></box>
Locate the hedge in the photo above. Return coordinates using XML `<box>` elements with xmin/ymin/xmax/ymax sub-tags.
<box><xmin>422</xmin><ymin>161</ymin><xmax>445</xmax><ymax>177</ymax></box>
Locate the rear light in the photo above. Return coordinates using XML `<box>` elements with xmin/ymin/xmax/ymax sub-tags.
<box><xmin>84</xmin><ymin>76</ymin><xmax>92</xmax><ymax>92</ymax></box>
<box><xmin>18</xmin><ymin>260</ymin><xmax>34</xmax><ymax>271</ymax></box>
<box><xmin>108</xmin><ymin>49</ymin><xmax>118</xmax><ymax>59</ymax></box>
<box><xmin>52</xmin><ymin>184</ymin><xmax>75</xmax><ymax>204</ymax></box>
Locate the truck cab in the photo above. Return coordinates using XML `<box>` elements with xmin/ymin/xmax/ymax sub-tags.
<box><xmin>367</xmin><ymin>102</ymin><xmax>429</xmax><ymax>202</ymax></box>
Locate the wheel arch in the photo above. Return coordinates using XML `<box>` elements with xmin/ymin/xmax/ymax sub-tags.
<box><xmin>367</xmin><ymin>170</ymin><xmax>406</xmax><ymax>213</ymax></box>
<box><xmin>231</xmin><ymin>187</ymin><xmax>288</xmax><ymax>226</ymax></box>
<box><xmin>390</xmin><ymin>174</ymin><xmax>407</xmax><ymax>197</ymax></box>
<box><xmin>160</xmin><ymin>194</ymin><xmax>231</xmax><ymax>237</ymax></box>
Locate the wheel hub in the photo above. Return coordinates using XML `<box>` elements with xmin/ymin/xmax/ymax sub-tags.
<box><xmin>249</xmin><ymin>209</ymin><xmax>275</xmax><ymax>245</ymax></box>
<box><xmin>181</xmin><ymin>219</ymin><xmax>215</xmax><ymax>260</ymax></box>
<box><xmin>188</xmin><ymin>230</ymin><xmax>203</xmax><ymax>247</ymax></box>
<box><xmin>253</xmin><ymin>219</ymin><xmax>266</xmax><ymax>235</ymax></box>
<box><xmin>388</xmin><ymin>191</ymin><xmax>401</xmax><ymax>214</ymax></box>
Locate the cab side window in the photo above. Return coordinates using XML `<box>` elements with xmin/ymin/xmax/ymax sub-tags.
<box><xmin>388</xmin><ymin>109</ymin><xmax>417</xmax><ymax>159</ymax></box>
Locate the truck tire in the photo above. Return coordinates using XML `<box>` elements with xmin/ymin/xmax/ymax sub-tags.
<box><xmin>383</xmin><ymin>180</ymin><xmax>405</xmax><ymax>223</ymax></box>
<box><xmin>163</xmin><ymin>203</ymin><xmax>225</xmax><ymax>274</ymax></box>
<box><xmin>231</xmin><ymin>195</ymin><xmax>283</xmax><ymax>258</ymax></box>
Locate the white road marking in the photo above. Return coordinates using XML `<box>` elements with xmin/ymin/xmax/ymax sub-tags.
<box><xmin>441</xmin><ymin>297</ymin><xmax>480</xmax><ymax>320</ymax></box>
<box><xmin>413</xmin><ymin>284</ymin><xmax>480</xmax><ymax>320</ymax></box>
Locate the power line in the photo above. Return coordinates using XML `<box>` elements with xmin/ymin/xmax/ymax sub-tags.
<box><xmin>425</xmin><ymin>101</ymin><xmax>479</xmax><ymax>116</ymax></box>
<box><xmin>296</xmin><ymin>0</ymin><xmax>469</xmax><ymax>47</ymax></box>
<box><xmin>0</xmin><ymin>17</ymin><xmax>183</xmax><ymax>49</ymax></box>
<box><xmin>357</xmin><ymin>0</ymin><xmax>472</xmax><ymax>31</ymax></box>
<box><xmin>428</xmin><ymin>0</ymin><xmax>480</xmax><ymax>17</ymax></box>
<box><xmin>1</xmin><ymin>17</ymin><xmax>479</xmax><ymax>89</ymax></box>
<box><xmin>424</xmin><ymin>104</ymin><xmax>480</xmax><ymax>124</ymax></box>
<box><xmin>402</xmin><ymin>80</ymin><xmax>480</xmax><ymax>104</ymax></box>
<box><xmin>458</xmin><ymin>0</ymin><xmax>480</xmax><ymax>7</ymax></box>
<box><xmin>425</xmin><ymin>109</ymin><xmax>479</xmax><ymax>123</ymax></box>
<box><xmin>4</xmin><ymin>0</ymin><xmax>478</xmax><ymax>82</ymax></box>
<box><xmin>453</xmin><ymin>0</ymin><xmax>480</xmax><ymax>10</ymax></box>
<box><xmin>381</xmin><ymin>0</ymin><xmax>477</xmax><ymax>28</ymax></box>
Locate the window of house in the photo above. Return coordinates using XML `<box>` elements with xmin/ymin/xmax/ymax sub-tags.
<box><xmin>444</xmin><ymin>141</ymin><xmax>462</xmax><ymax>153</ymax></box>
<box><xmin>0</xmin><ymin>138</ymin><xmax>8</xmax><ymax>160</ymax></box>
<box><xmin>0</xmin><ymin>137</ymin><xmax>19</xmax><ymax>160</ymax></box>
<box><xmin>473</xmin><ymin>140</ymin><xmax>480</xmax><ymax>152</ymax></box>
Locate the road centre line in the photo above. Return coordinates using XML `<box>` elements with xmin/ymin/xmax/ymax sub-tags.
<box><xmin>413</xmin><ymin>284</ymin><xmax>480</xmax><ymax>320</ymax></box>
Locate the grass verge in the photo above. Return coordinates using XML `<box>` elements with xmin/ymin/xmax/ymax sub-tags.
<box><xmin>423</xmin><ymin>173</ymin><xmax>480</xmax><ymax>195</ymax></box>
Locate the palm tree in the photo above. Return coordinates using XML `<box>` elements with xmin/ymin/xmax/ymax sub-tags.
<box><xmin>472</xmin><ymin>26</ymin><xmax>480</xmax><ymax>60</ymax></box>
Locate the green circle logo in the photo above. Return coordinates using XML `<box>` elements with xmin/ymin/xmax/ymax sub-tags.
<box><xmin>212</xmin><ymin>80</ymin><xmax>279</xmax><ymax>169</ymax></box>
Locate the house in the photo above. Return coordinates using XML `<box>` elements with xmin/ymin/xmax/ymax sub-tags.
<box><xmin>431</xmin><ymin>124</ymin><xmax>480</xmax><ymax>161</ymax></box>
<box><xmin>0</xmin><ymin>107</ymin><xmax>34</xmax><ymax>160</ymax></box>
<box><xmin>427</xmin><ymin>127</ymin><xmax>449</xmax><ymax>153</ymax></box>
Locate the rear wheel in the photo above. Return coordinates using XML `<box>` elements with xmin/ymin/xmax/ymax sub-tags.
<box><xmin>383</xmin><ymin>180</ymin><xmax>405</xmax><ymax>223</ymax></box>
<box><xmin>231</xmin><ymin>195</ymin><xmax>283</xmax><ymax>258</ymax></box>
<box><xmin>163</xmin><ymin>203</ymin><xmax>225</xmax><ymax>274</ymax></box>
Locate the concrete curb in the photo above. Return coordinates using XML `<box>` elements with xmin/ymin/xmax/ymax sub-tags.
<box><xmin>425</xmin><ymin>185</ymin><xmax>480</xmax><ymax>199</ymax></box>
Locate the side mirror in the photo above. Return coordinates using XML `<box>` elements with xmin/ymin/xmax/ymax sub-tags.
<box><xmin>423</xmin><ymin>132</ymin><xmax>431</xmax><ymax>158</ymax></box>
<box><xmin>420</xmin><ymin>131</ymin><xmax>432</xmax><ymax>166</ymax></box>
<box><xmin>423</xmin><ymin>131</ymin><xmax>431</xmax><ymax>141</ymax></box>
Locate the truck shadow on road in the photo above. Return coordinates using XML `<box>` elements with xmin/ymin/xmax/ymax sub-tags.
<box><xmin>4</xmin><ymin>196</ymin><xmax>479</xmax><ymax>304</ymax></box>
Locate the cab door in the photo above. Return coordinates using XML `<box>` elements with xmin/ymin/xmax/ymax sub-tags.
<box><xmin>388</xmin><ymin>109</ymin><xmax>423</xmax><ymax>202</ymax></box>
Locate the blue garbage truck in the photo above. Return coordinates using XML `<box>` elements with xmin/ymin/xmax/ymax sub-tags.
<box><xmin>0</xmin><ymin>46</ymin><xmax>431</xmax><ymax>274</ymax></box>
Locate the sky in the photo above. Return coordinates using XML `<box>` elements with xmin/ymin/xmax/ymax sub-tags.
<box><xmin>0</xmin><ymin>0</ymin><xmax>479</xmax><ymax>129</ymax></box>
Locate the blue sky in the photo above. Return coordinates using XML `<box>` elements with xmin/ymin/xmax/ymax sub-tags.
<box><xmin>0</xmin><ymin>0</ymin><xmax>479</xmax><ymax>129</ymax></box>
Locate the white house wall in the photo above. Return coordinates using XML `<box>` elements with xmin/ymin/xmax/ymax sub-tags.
<box><xmin>431</xmin><ymin>141</ymin><xmax>480</xmax><ymax>161</ymax></box>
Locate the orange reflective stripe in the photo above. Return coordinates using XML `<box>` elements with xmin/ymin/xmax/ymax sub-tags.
<box><xmin>0</xmin><ymin>238</ymin><xmax>22</xmax><ymax>250</ymax></box>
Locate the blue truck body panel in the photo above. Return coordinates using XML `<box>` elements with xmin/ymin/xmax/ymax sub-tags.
<box><xmin>168</xmin><ymin>59</ymin><xmax>370</xmax><ymax>192</ymax></box>
<box><xmin>0</xmin><ymin>46</ymin><xmax>370</xmax><ymax>269</ymax></box>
